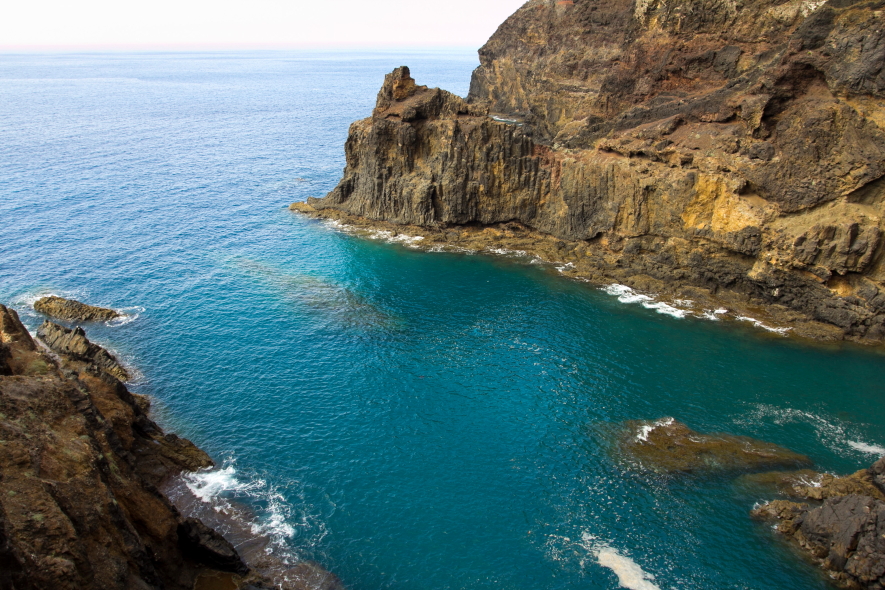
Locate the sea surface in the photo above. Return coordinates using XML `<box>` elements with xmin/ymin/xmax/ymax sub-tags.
<box><xmin>2</xmin><ymin>50</ymin><xmax>885</xmax><ymax>590</ymax></box>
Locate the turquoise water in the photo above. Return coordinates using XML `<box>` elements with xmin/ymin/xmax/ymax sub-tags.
<box><xmin>2</xmin><ymin>51</ymin><xmax>885</xmax><ymax>590</ymax></box>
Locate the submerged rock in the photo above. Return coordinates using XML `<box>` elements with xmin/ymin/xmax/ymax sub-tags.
<box><xmin>741</xmin><ymin>468</ymin><xmax>885</xmax><ymax>501</ymax></box>
<box><xmin>619</xmin><ymin>417</ymin><xmax>811</xmax><ymax>474</ymax></box>
<box><xmin>34</xmin><ymin>295</ymin><xmax>120</xmax><ymax>322</ymax></box>
<box><xmin>36</xmin><ymin>320</ymin><xmax>129</xmax><ymax>381</ymax></box>
<box><xmin>753</xmin><ymin>457</ymin><xmax>885</xmax><ymax>589</ymax></box>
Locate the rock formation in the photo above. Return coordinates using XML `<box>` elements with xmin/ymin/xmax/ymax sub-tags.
<box><xmin>302</xmin><ymin>0</ymin><xmax>885</xmax><ymax>343</ymax></box>
<box><xmin>37</xmin><ymin>320</ymin><xmax>130</xmax><ymax>381</ymax></box>
<box><xmin>0</xmin><ymin>304</ymin><xmax>340</xmax><ymax>590</ymax></box>
<box><xmin>34</xmin><ymin>296</ymin><xmax>120</xmax><ymax>322</ymax></box>
<box><xmin>618</xmin><ymin>417</ymin><xmax>811</xmax><ymax>473</ymax></box>
<box><xmin>753</xmin><ymin>457</ymin><xmax>885</xmax><ymax>589</ymax></box>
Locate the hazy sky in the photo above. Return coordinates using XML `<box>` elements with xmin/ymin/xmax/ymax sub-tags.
<box><xmin>1</xmin><ymin>0</ymin><xmax>527</xmax><ymax>50</ymax></box>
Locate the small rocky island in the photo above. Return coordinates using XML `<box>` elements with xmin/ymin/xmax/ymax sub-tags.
<box><xmin>34</xmin><ymin>295</ymin><xmax>120</xmax><ymax>322</ymax></box>
<box><xmin>297</xmin><ymin>0</ymin><xmax>885</xmax><ymax>344</ymax></box>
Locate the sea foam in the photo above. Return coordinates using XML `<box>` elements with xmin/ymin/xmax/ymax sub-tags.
<box><xmin>183</xmin><ymin>462</ymin><xmax>320</xmax><ymax>546</ymax></box>
<box><xmin>582</xmin><ymin>533</ymin><xmax>662</xmax><ymax>590</ymax></box>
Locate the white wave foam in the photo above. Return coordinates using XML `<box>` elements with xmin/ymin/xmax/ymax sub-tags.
<box><xmin>848</xmin><ymin>440</ymin><xmax>885</xmax><ymax>455</ymax></box>
<box><xmin>320</xmin><ymin>219</ymin><xmax>426</xmax><ymax>248</ymax></box>
<box><xmin>106</xmin><ymin>306</ymin><xmax>146</xmax><ymax>327</ymax></box>
<box><xmin>581</xmin><ymin>533</ymin><xmax>661</xmax><ymax>590</ymax></box>
<box><xmin>603</xmin><ymin>284</ymin><xmax>653</xmax><ymax>304</ymax></box>
<box><xmin>641</xmin><ymin>301</ymin><xmax>689</xmax><ymax>319</ymax></box>
<box><xmin>700</xmin><ymin>308</ymin><xmax>728</xmax><ymax>321</ymax></box>
<box><xmin>737</xmin><ymin>405</ymin><xmax>885</xmax><ymax>459</ymax></box>
<box><xmin>736</xmin><ymin>315</ymin><xmax>791</xmax><ymax>335</ymax></box>
<box><xmin>485</xmin><ymin>247</ymin><xmax>527</xmax><ymax>257</ymax></box>
<box><xmin>183</xmin><ymin>464</ymin><xmax>313</xmax><ymax>544</ymax></box>
<box><xmin>556</xmin><ymin>262</ymin><xmax>576</xmax><ymax>273</ymax></box>
<box><xmin>635</xmin><ymin>417</ymin><xmax>674</xmax><ymax>442</ymax></box>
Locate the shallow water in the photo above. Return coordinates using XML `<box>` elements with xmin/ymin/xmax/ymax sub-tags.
<box><xmin>2</xmin><ymin>50</ymin><xmax>884</xmax><ymax>590</ymax></box>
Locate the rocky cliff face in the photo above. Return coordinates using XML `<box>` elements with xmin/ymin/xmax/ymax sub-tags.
<box><xmin>0</xmin><ymin>306</ymin><xmax>338</xmax><ymax>590</ymax></box>
<box><xmin>306</xmin><ymin>0</ymin><xmax>885</xmax><ymax>343</ymax></box>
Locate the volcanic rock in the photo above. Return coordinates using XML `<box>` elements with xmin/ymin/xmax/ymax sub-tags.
<box><xmin>753</xmin><ymin>456</ymin><xmax>885</xmax><ymax>588</ymax></box>
<box><xmin>303</xmin><ymin>0</ymin><xmax>885</xmax><ymax>343</ymax></box>
<box><xmin>34</xmin><ymin>295</ymin><xmax>120</xmax><ymax>322</ymax></box>
<box><xmin>37</xmin><ymin>320</ymin><xmax>130</xmax><ymax>381</ymax></box>
<box><xmin>0</xmin><ymin>304</ymin><xmax>338</xmax><ymax>590</ymax></box>
<box><xmin>178</xmin><ymin>517</ymin><xmax>249</xmax><ymax>575</ymax></box>
<box><xmin>619</xmin><ymin>417</ymin><xmax>811</xmax><ymax>473</ymax></box>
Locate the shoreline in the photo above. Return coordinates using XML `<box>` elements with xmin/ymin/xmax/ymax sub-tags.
<box><xmin>291</xmin><ymin>201</ymin><xmax>882</xmax><ymax>349</ymax></box>
<box><xmin>0</xmin><ymin>301</ymin><xmax>342</xmax><ymax>590</ymax></box>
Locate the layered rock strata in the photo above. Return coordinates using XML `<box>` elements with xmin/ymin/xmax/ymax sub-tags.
<box><xmin>0</xmin><ymin>304</ymin><xmax>338</xmax><ymax>590</ymax></box>
<box><xmin>303</xmin><ymin>0</ymin><xmax>885</xmax><ymax>343</ymax></box>
<box><xmin>753</xmin><ymin>457</ymin><xmax>885</xmax><ymax>589</ymax></box>
<box><xmin>34</xmin><ymin>296</ymin><xmax>120</xmax><ymax>322</ymax></box>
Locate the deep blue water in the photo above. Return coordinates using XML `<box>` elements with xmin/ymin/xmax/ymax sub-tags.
<box><xmin>2</xmin><ymin>51</ymin><xmax>885</xmax><ymax>590</ymax></box>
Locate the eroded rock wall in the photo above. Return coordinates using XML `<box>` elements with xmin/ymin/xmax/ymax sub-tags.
<box><xmin>0</xmin><ymin>306</ymin><xmax>236</xmax><ymax>590</ymax></box>
<box><xmin>309</xmin><ymin>0</ymin><xmax>885</xmax><ymax>342</ymax></box>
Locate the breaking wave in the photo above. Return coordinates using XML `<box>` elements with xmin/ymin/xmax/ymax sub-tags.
<box><xmin>602</xmin><ymin>284</ymin><xmax>791</xmax><ymax>334</ymax></box>
<box><xmin>182</xmin><ymin>460</ymin><xmax>328</xmax><ymax>558</ymax></box>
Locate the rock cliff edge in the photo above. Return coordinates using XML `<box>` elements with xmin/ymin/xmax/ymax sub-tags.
<box><xmin>305</xmin><ymin>0</ymin><xmax>885</xmax><ymax>343</ymax></box>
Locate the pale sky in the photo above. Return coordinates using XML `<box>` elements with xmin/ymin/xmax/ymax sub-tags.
<box><xmin>1</xmin><ymin>0</ymin><xmax>528</xmax><ymax>50</ymax></box>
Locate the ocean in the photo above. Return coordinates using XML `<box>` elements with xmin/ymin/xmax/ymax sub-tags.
<box><xmin>2</xmin><ymin>50</ymin><xmax>884</xmax><ymax>590</ymax></box>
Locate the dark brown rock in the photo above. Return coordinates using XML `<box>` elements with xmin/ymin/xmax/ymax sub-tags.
<box><xmin>36</xmin><ymin>320</ymin><xmax>130</xmax><ymax>382</ymax></box>
<box><xmin>1</xmin><ymin>304</ymin><xmax>340</xmax><ymax>590</ymax></box>
<box><xmin>754</xmin><ymin>456</ymin><xmax>885</xmax><ymax>589</ymax></box>
<box><xmin>34</xmin><ymin>296</ymin><xmax>120</xmax><ymax>322</ymax></box>
<box><xmin>304</xmin><ymin>0</ymin><xmax>885</xmax><ymax>343</ymax></box>
<box><xmin>178</xmin><ymin>517</ymin><xmax>249</xmax><ymax>575</ymax></box>
<box><xmin>741</xmin><ymin>468</ymin><xmax>885</xmax><ymax>501</ymax></box>
<box><xmin>618</xmin><ymin>417</ymin><xmax>811</xmax><ymax>474</ymax></box>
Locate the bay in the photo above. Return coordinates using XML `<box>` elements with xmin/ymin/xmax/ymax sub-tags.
<box><xmin>2</xmin><ymin>50</ymin><xmax>884</xmax><ymax>590</ymax></box>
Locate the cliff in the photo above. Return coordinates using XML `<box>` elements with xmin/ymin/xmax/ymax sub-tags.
<box><xmin>0</xmin><ymin>305</ymin><xmax>338</xmax><ymax>590</ymax></box>
<box><xmin>304</xmin><ymin>0</ymin><xmax>885</xmax><ymax>343</ymax></box>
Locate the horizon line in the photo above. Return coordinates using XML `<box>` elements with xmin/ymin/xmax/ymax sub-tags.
<box><xmin>0</xmin><ymin>43</ymin><xmax>482</xmax><ymax>54</ymax></box>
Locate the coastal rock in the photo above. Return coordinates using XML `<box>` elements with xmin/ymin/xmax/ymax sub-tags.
<box><xmin>178</xmin><ymin>517</ymin><xmax>249</xmax><ymax>575</ymax></box>
<box><xmin>619</xmin><ymin>417</ymin><xmax>811</xmax><ymax>473</ymax></box>
<box><xmin>34</xmin><ymin>295</ymin><xmax>120</xmax><ymax>322</ymax></box>
<box><xmin>304</xmin><ymin>0</ymin><xmax>885</xmax><ymax>343</ymax></box>
<box><xmin>742</xmin><ymin>468</ymin><xmax>885</xmax><ymax>501</ymax></box>
<box><xmin>0</xmin><ymin>303</ymin><xmax>339</xmax><ymax>590</ymax></box>
<box><xmin>37</xmin><ymin>320</ymin><xmax>130</xmax><ymax>381</ymax></box>
<box><xmin>753</xmin><ymin>456</ymin><xmax>885</xmax><ymax>588</ymax></box>
<box><xmin>754</xmin><ymin>494</ymin><xmax>885</xmax><ymax>589</ymax></box>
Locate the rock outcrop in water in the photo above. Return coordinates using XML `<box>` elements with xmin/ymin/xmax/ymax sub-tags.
<box><xmin>302</xmin><ymin>0</ymin><xmax>885</xmax><ymax>343</ymax></box>
<box><xmin>753</xmin><ymin>457</ymin><xmax>885</xmax><ymax>589</ymax></box>
<box><xmin>37</xmin><ymin>320</ymin><xmax>130</xmax><ymax>381</ymax></box>
<box><xmin>618</xmin><ymin>417</ymin><xmax>811</xmax><ymax>473</ymax></box>
<box><xmin>0</xmin><ymin>304</ymin><xmax>339</xmax><ymax>590</ymax></box>
<box><xmin>34</xmin><ymin>295</ymin><xmax>120</xmax><ymax>322</ymax></box>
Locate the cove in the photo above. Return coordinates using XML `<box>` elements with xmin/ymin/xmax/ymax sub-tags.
<box><xmin>2</xmin><ymin>51</ymin><xmax>884</xmax><ymax>590</ymax></box>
